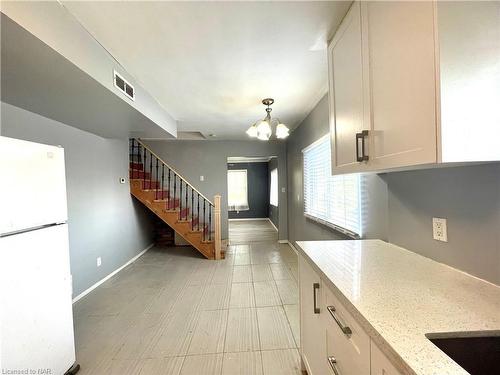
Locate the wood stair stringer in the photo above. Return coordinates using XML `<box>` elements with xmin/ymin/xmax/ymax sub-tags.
<box><xmin>130</xmin><ymin>179</ymin><xmax>215</xmax><ymax>259</ymax></box>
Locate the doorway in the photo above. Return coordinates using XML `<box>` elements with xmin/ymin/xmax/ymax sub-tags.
<box><xmin>227</xmin><ymin>156</ymin><xmax>279</xmax><ymax>243</ymax></box>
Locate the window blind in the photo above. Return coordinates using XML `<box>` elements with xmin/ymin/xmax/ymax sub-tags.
<box><xmin>227</xmin><ymin>169</ymin><xmax>249</xmax><ymax>211</ymax></box>
<box><xmin>303</xmin><ymin>135</ymin><xmax>362</xmax><ymax>237</ymax></box>
<box><xmin>270</xmin><ymin>168</ymin><xmax>278</xmax><ymax>207</ymax></box>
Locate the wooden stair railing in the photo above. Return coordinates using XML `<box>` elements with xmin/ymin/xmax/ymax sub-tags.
<box><xmin>128</xmin><ymin>138</ymin><xmax>223</xmax><ymax>260</ymax></box>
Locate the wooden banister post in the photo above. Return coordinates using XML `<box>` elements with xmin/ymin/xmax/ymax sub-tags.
<box><xmin>214</xmin><ymin>195</ymin><xmax>222</xmax><ymax>260</ymax></box>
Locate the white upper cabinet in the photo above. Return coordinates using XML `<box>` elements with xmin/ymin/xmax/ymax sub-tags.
<box><xmin>328</xmin><ymin>1</ymin><xmax>500</xmax><ymax>174</ymax></box>
<box><xmin>328</xmin><ymin>2</ymin><xmax>370</xmax><ymax>173</ymax></box>
<box><xmin>367</xmin><ymin>1</ymin><xmax>438</xmax><ymax>170</ymax></box>
<box><xmin>438</xmin><ymin>1</ymin><xmax>500</xmax><ymax>163</ymax></box>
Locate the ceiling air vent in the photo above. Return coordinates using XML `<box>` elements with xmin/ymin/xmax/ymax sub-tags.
<box><xmin>113</xmin><ymin>70</ymin><xmax>135</xmax><ymax>101</ymax></box>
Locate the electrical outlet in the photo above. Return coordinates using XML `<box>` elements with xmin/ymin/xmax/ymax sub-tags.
<box><xmin>97</xmin><ymin>257</ymin><xmax>102</xmax><ymax>267</ymax></box>
<box><xmin>432</xmin><ymin>218</ymin><xmax>448</xmax><ymax>242</ymax></box>
<box><xmin>200</xmin><ymin>175</ymin><xmax>204</xmax><ymax>181</ymax></box>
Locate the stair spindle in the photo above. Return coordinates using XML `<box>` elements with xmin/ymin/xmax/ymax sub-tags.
<box><xmin>203</xmin><ymin>199</ymin><xmax>206</xmax><ymax>242</ymax></box>
<box><xmin>168</xmin><ymin>169</ymin><xmax>171</xmax><ymax>208</ymax></box>
<box><xmin>130</xmin><ymin>139</ymin><xmax>134</xmax><ymax>178</ymax></box>
<box><xmin>128</xmin><ymin>138</ymin><xmax>134</xmax><ymax>178</ymax></box>
<box><xmin>209</xmin><ymin>205</ymin><xmax>212</xmax><ymax>242</ymax></box>
<box><xmin>185</xmin><ymin>183</ymin><xmax>188</xmax><ymax>221</ymax></box>
<box><xmin>136</xmin><ymin>142</ymin><xmax>140</xmax><ymax>179</ymax></box>
<box><xmin>155</xmin><ymin>157</ymin><xmax>159</xmax><ymax>199</ymax></box>
<box><xmin>179</xmin><ymin>178</ymin><xmax>183</xmax><ymax>217</ymax></box>
<box><xmin>191</xmin><ymin>188</ymin><xmax>194</xmax><ymax>231</ymax></box>
<box><xmin>173</xmin><ymin>173</ymin><xmax>176</xmax><ymax>210</ymax></box>
<box><xmin>143</xmin><ymin>146</ymin><xmax>147</xmax><ymax>188</ymax></box>
<box><xmin>135</xmin><ymin>139</ymin><xmax>138</xmax><ymax>179</ymax></box>
<box><xmin>161</xmin><ymin>164</ymin><xmax>164</xmax><ymax>200</ymax></box>
<box><xmin>134</xmin><ymin>139</ymin><xmax>138</xmax><ymax>179</ymax></box>
<box><xmin>197</xmin><ymin>193</ymin><xmax>200</xmax><ymax>231</ymax></box>
<box><xmin>149</xmin><ymin>150</ymin><xmax>153</xmax><ymax>189</ymax></box>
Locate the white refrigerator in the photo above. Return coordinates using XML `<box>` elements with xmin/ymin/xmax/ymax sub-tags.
<box><xmin>0</xmin><ymin>136</ymin><xmax>78</xmax><ymax>374</ymax></box>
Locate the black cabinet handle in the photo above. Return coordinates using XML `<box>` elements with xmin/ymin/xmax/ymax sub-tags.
<box><xmin>313</xmin><ymin>282</ymin><xmax>320</xmax><ymax>314</ymax></box>
<box><xmin>356</xmin><ymin>130</ymin><xmax>369</xmax><ymax>162</ymax></box>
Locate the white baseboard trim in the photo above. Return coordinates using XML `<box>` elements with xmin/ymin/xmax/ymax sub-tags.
<box><xmin>287</xmin><ymin>241</ymin><xmax>299</xmax><ymax>254</ymax></box>
<box><xmin>278</xmin><ymin>239</ymin><xmax>288</xmax><ymax>244</ymax></box>
<box><xmin>228</xmin><ymin>218</ymin><xmax>269</xmax><ymax>221</ymax></box>
<box><xmin>72</xmin><ymin>242</ymin><xmax>154</xmax><ymax>303</ymax></box>
<box><xmin>268</xmin><ymin>218</ymin><xmax>278</xmax><ymax>232</ymax></box>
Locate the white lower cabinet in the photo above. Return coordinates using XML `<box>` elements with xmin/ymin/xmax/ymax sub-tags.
<box><xmin>299</xmin><ymin>255</ymin><xmax>330</xmax><ymax>375</ymax></box>
<box><xmin>299</xmin><ymin>254</ymin><xmax>402</xmax><ymax>375</ymax></box>
<box><xmin>324</xmin><ymin>285</ymin><xmax>370</xmax><ymax>375</ymax></box>
<box><xmin>371</xmin><ymin>342</ymin><xmax>401</xmax><ymax>375</ymax></box>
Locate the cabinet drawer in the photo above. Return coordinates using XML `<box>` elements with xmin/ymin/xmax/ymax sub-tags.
<box><xmin>324</xmin><ymin>285</ymin><xmax>370</xmax><ymax>375</ymax></box>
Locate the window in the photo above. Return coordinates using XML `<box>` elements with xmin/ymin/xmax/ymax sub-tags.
<box><xmin>303</xmin><ymin>135</ymin><xmax>362</xmax><ymax>237</ymax></box>
<box><xmin>270</xmin><ymin>168</ymin><xmax>278</xmax><ymax>207</ymax></box>
<box><xmin>227</xmin><ymin>169</ymin><xmax>249</xmax><ymax>211</ymax></box>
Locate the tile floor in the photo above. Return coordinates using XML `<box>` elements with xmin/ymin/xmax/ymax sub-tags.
<box><xmin>73</xmin><ymin>220</ymin><xmax>301</xmax><ymax>374</ymax></box>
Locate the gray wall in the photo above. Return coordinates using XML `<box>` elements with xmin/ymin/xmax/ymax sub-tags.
<box><xmin>228</xmin><ymin>162</ymin><xmax>269</xmax><ymax>219</ymax></box>
<box><xmin>286</xmin><ymin>95</ymin><xmax>388</xmax><ymax>244</ymax></box>
<box><xmin>384</xmin><ymin>164</ymin><xmax>500</xmax><ymax>286</ymax></box>
<box><xmin>288</xmin><ymin>94</ymin><xmax>500</xmax><ymax>286</ymax></box>
<box><xmin>268</xmin><ymin>157</ymin><xmax>279</xmax><ymax>229</ymax></box>
<box><xmin>1</xmin><ymin>102</ymin><xmax>155</xmax><ymax>297</ymax></box>
<box><xmin>143</xmin><ymin>139</ymin><xmax>288</xmax><ymax>241</ymax></box>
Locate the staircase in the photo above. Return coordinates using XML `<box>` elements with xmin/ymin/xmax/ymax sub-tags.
<box><xmin>129</xmin><ymin>139</ymin><xmax>223</xmax><ymax>260</ymax></box>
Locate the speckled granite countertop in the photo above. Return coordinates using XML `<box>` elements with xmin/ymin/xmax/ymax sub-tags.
<box><xmin>295</xmin><ymin>240</ymin><xmax>500</xmax><ymax>375</ymax></box>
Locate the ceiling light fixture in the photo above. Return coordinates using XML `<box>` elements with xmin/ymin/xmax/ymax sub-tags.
<box><xmin>247</xmin><ymin>98</ymin><xmax>289</xmax><ymax>140</ymax></box>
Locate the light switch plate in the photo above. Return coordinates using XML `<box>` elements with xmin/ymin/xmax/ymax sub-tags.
<box><xmin>432</xmin><ymin>218</ymin><xmax>448</xmax><ymax>242</ymax></box>
<box><xmin>200</xmin><ymin>175</ymin><xmax>204</xmax><ymax>181</ymax></box>
<box><xmin>97</xmin><ymin>257</ymin><xmax>102</xmax><ymax>267</ymax></box>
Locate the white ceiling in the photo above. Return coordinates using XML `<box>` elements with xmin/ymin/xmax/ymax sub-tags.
<box><xmin>62</xmin><ymin>1</ymin><xmax>351</xmax><ymax>139</ymax></box>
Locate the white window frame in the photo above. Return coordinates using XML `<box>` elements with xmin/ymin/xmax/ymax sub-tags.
<box><xmin>227</xmin><ymin>169</ymin><xmax>249</xmax><ymax>212</ymax></box>
<box><xmin>302</xmin><ymin>134</ymin><xmax>362</xmax><ymax>238</ymax></box>
<box><xmin>270</xmin><ymin>168</ymin><xmax>278</xmax><ymax>207</ymax></box>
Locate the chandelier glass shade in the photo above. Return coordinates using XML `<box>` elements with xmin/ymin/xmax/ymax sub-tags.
<box><xmin>247</xmin><ymin>98</ymin><xmax>289</xmax><ymax>140</ymax></box>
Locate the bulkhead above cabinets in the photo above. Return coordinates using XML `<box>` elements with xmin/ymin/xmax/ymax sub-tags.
<box><xmin>328</xmin><ymin>1</ymin><xmax>500</xmax><ymax>175</ymax></box>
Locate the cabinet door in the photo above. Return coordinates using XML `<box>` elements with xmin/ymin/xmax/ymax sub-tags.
<box><xmin>298</xmin><ymin>255</ymin><xmax>329</xmax><ymax>375</ymax></box>
<box><xmin>438</xmin><ymin>1</ymin><xmax>500</xmax><ymax>163</ymax></box>
<box><xmin>329</xmin><ymin>1</ymin><xmax>370</xmax><ymax>174</ymax></box>
<box><xmin>366</xmin><ymin>1</ymin><xmax>438</xmax><ymax>169</ymax></box>
<box><xmin>371</xmin><ymin>342</ymin><xmax>403</xmax><ymax>375</ymax></box>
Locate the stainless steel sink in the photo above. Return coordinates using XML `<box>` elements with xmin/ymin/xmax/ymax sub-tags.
<box><xmin>426</xmin><ymin>333</ymin><xmax>500</xmax><ymax>375</ymax></box>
